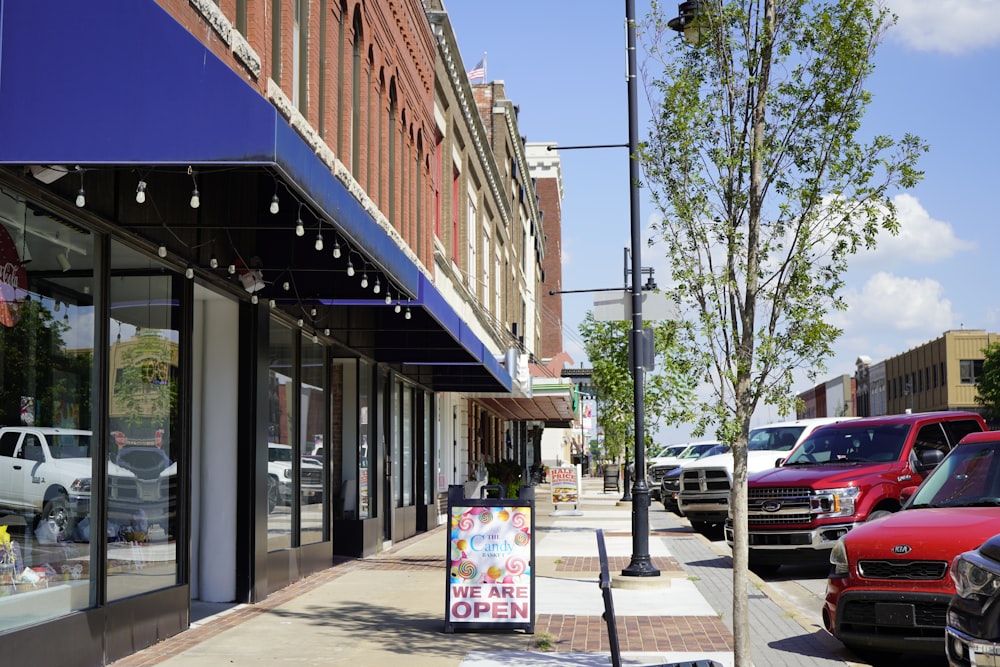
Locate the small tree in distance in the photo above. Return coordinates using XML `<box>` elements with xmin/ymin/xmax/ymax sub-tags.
<box><xmin>975</xmin><ymin>342</ymin><xmax>1000</xmax><ymax>427</ymax></box>
<box><xmin>638</xmin><ymin>1</ymin><xmax>927</xmax><ymax>664</ymax></box>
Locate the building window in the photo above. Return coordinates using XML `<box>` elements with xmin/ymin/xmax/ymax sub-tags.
<box><xmin>351</xmin><ymin>9</ymin><xmax>362</xmax><ymax>174</ymax></box>
<box><xmin>293</xmin><ymin>0</ymin><xmax>308</xmax><ymax>111</ymax></box>
<box><xmin>451</xmin><ymin>166</ymin><xmax>460</xmax><ymax>263</ymax></box>
<box><xmin>467</xmin><ymin>195</ymin><xmax>477</xmax><ymax>292</ymax></box>
<box><xmin>299</xmin><ymin>334</ymin><xmax>326</xmax><ymax>545</ymax></box>
<box><xmin>271</xmin><ymin>0</ymin><xmax>282</xmax><ymax>81</ymax></box>
<box><xmin>960</xmin><ymin>359</ymin><xmax>984</xmax><ymax>384</ymax></box>
<box><xmin>267</xmin><ymin>319</ymin><xmax>296</xmax><ymax>552</ymax></box>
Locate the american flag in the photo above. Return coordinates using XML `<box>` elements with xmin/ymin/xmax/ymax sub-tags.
<box><xmin>467</xmin><ymin>58</ymin><xmax>485</xmax><ymax>82</ymax></box>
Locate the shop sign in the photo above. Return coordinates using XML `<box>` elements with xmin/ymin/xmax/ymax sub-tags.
<box><xmin>0</xmin><ymin>223</ymin><xmax>28</xmax><ymax>327</ymax></box>
<box><xmin>445</xmin><ymin>485</ymin><xmax>535</xmax><ymax>633</ymax></box>
<box><xmin>549</xmin><ymin>465</ymin><xmax>579</xmax><ymax>507</ymax></box>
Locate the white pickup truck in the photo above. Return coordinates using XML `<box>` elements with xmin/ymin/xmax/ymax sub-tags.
<box><xmin>0</xmin><ymin>426</ymin><xmax>175</xmax><ymax>540</ymax></box>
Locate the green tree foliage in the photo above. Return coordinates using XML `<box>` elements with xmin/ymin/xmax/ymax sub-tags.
<box><xmin>578</xmin><ymin>312</ymin><xmax>696</xmax><ymax>463</ymax></box>
<box><xmin>638</xmin><ymin>1</ymin><xmax>926</xmax><ymax>663</ymax></box>
<box><xmin>975</xmin><ymin>342</ymin><xmax>1000</xmax><ymax>424</ymax></box>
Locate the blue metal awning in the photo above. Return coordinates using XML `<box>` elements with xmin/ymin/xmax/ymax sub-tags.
<box><xmin>0</xmin><ymin>0</ymin><xmax>510</xmax><ymax>392</ymax></box>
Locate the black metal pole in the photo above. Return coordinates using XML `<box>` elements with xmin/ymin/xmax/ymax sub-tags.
<box><xmin>621</xmin><ymin>0</ymin><xmax>658</xmax><ymax>578</ymax></box>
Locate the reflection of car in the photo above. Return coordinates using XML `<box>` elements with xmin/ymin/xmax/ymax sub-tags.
<box><xmin>0</xmin><ymin>426</ymin><xmax>175</xmax><ymax>540</ymax></box>
<box><xmin>661</xmin><ymin>444</ymin><xmax>729</xmax><ymax>513</ymax></box>
<box><xmin>823</xmin><ymin>429</ymin><xmax>999</xmax><ymax>661</ymax></box>
<box><xmin>267</xmin><ymin>443</ymin><xmax>323</xmax><ymax>513</ymax></box>
<box><xmin>647</xmin><ymin>441</ymin><xmax>722</xmax><ymax>500</ymax></box>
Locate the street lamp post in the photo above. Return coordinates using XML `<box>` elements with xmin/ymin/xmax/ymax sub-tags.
<box><xmin>620</xmin><ymin>0</ymin><xmax>700</xmax><ymax>578</ymax></box>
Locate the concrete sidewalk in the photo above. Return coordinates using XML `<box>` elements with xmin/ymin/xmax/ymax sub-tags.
<box><xmin>113</xmin><ymin>478</ymin><xmax>852</xmax><ymax>667</ymax></box>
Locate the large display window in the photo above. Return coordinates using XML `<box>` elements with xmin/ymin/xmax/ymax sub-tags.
<box><xmin>106</xmin><ymin>241</ymin><xmax>182</xmax><ymax>601</ymax></box>
<box><xmin>299</xmin><ymin>334</ymin><xmax>325</xmax><ymax>545</ymax></box>
<box><xmin>0</xmin><ymin>196</ymin><xmax>95</xmax><ymax>628</ymax></box>
<box><xmin>267</xmin><ymin>320</ymin><xmax>296</xmax><ymax>552</ymax></box>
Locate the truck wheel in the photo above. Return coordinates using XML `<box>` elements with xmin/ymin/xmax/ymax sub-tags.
<box><xmin>867</xmin><ymin>509</ymin><xmax>893</xmax><ymax>522</ymax></box>
<box><xmin>40</xmin><ymin>495</ymin><xmax>71</xmax><ymax>537</ymax></box>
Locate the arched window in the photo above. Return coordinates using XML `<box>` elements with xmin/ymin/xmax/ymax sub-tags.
<box><xmin>388</xmin><ymin>80</ymin><xmax>397</xmax><ymax>226</ymax></box>
<box><xmin>351</xmin><ymin>7</ymin><xmax>363</xmax><ymax>174</ymax></box>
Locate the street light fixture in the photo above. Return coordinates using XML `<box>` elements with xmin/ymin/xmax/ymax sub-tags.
<box><xmin>620</xmin><ymin>0</ymin><xmax>701</xmax><ymax>579</ymax></box>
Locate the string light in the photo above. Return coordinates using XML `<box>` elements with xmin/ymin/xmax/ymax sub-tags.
<box><xmin>251</xmin><ymin>294</ymin><xmax>259</xmax><ymax>304</ymax></box>
<box><xmin>310</xmin><ymin>307</ymin><xmax>317</xmax><ymax>317</ymax></box>
<box><xmin>185</xmin><ymin>266</ymin><xmax>194</xmax><ymax>280</ymax></box>
<box><xmin>385</xmin><ymin>292</ymin><xmax>392</xmax><ymax>305</ymax></box>
<box><xmin>75</xmin><ymin>167</ymin><xmax>86</xmax><ymax>207</ymax></box>
<box><xmin>360</xmin><ymin>272</ymin><xmax>368</xmax><ymax>289</ymax></box>
<box><xmin>394</xmin><ymin>302</ymin><xmax>402</xmax><ymax>314</ymax></box>
<box><xmin>158</xmin><ymin>244</ymin><xmax>167</xmax><ymax>258</ymax></box>
<box><xmin>209</xmin><ymin>254</ymin><xmax>219</xmax><ymax>269</ymax></box>
<box><xmin>346</xmin><ymin>258</ymin><xmax>355</xmax><ymax>277</ymax></box>
<box><xmin>297</xmin><ymin>318</ymin><xmax>304</xmax><ymax>327</ymax></box>
<box><xmin>373</xmin><ymin>277</ymin><xmax>381</xmax><ymax>294</ymax></box>
<box><xmin>295</xmin><ymin>203</ymin><xmax>304</xmax><ymax>237</ymax></box>
<box><xmin>270</xmin><ymin>191</ymin><xmax>280</xmax><ymax>214</ymax></box>
<box><xmin>283</xmin><ymin>281</ymin><xmax>290</xmax><ymax>292</ymax></box>
<box><xmin>332</xmin><ymin>238</ymin><xmax>341</xmax><ymax>259</ymax></box>
<box><xmin>314</xmin><ymin>228</ymin><xmax>324</xmax><ymax>252</ymax></box>
<box><xmin>324</xmin><ymin>328</ymin><xmax>330</xmax><ymax>336</ymax></box>
<box><xmin>269</xmin><ymin>299</ymin><xmax>277</xmax><ymax>309</ymax></box>
<box><xmin>228</xmin><ymin>264</ymin><xmax>236</xmax><ymax>275</ymax></box>
<box><xmin>135</xmin><ymin>180</ymin><xmax>147</xmax><ymax>204</ymax></box>
<box><xmin>188</xmin><ymin>166</ymin><xmax>200</xmax><ymax>208</ymax></box>
<box><xmin>404</xmin><ymin>307</ymin><xmax>411</xmax><ymax>320</ymax></box>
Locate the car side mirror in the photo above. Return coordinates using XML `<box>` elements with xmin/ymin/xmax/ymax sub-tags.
<box><xmin>916</xmin><ymin>448</ymin><xmax>944</xmax><ymax>471</ymax></box>
<box><xmin>775</xmin><ymin>457</ymin><xmax>786</xmax><ymax>467</ymax></box>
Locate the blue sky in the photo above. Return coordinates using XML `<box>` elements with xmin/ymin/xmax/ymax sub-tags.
<box><xmin>447</xmin><ymin>1</ymin><xmax>1000</xmax><ymax>438</ymax></box>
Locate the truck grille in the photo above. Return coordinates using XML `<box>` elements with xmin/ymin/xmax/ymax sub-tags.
<box><xmin>858</xmin><ymin>559</ymin><xmax>948</xmax><ymax>580</ymax></box>
<box><xmin>747</xmin><ymin>487</ymin><xmax>813</xmax><ymax>524</ymax></box>
<box><xmin>649</xmin><ymin>464</ymin><xmax>679</xmax><ymax>484</ymax></box>
<box><xmin>301</xmin><ymin>469</ymin><xmax>323</xmax><ymax>488</ymax></box>
<box><xmin>680</xmin><ymin>468</ymin><xmax>730</xmax><ymax>493</ymax></box>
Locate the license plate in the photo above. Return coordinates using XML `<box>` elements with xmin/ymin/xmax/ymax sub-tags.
<box><xmin>970</xmin><ymin>648</ymin><xmax>1000</xmax><ymax>667</ymax></box>
<box><xmin>874</xmin><ymin>602</ymin><xmax>915</xmax><ymax>626</ymax></box>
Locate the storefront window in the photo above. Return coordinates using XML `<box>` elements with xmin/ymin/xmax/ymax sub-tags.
<box><xmin>299</xmin><ymin>334</ymin><xmax>324</xmax><ymax>545</ymax></box>
<box><xmin>0</xmin><ymin>198</ymin><xmax>95</xmax><ymax>629</ymax></box>
<box><xmin>423</xmin><ymin>393</ymin><xmax>433</xmax><ymax>505</ymax></box>
<box><xmin>358</xmin><ymin>360</ymin><xmax>371</xmax><ymax>519</ymax></box>
<box><xmin>401</xmin><ymin>386</ymin><xmax>412</xmax><ymax>506</ymax></box>
<box><xmin>106</xmin><ymin>242</ymin><xmax>181</xmax><ymax>601</ymax></box>
<box><xmin>267</xmin><ymin>320</ymin><xmax>295</xmax><ymax>552</ymax></box>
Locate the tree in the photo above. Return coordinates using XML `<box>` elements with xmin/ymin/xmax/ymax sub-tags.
<box><xmin>578</xmin><ymin>312</ymin><xmax>696</xmax><ymax>465</ymax></box>
<box><xmin>638</xmin><ymin>1</ymin><xmax>926</xmax><ymax>664</ymax></box>
<box><xmin>975</xmin><ymin>342</ymin><xmax>1000</xmax><ymax>426</ymax></box>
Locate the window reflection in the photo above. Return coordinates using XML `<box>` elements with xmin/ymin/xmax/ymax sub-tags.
<box><xmin>106</xmin><ymin>242</ymin><xmax>180</xmax><ymax>601</ymax></box>
<box><xmin>300</xmin><ymin>334</ymin><xmax>324</xmax><ymax>545</ymax></box>
<box><xmin>267</xmin><ymin>320</ymin><xmax>295</xmax><ymax>552</ymax></box>
<box><xmin>0</xmin><ymin>199</ymin><xmax>94</xmax><ymax>629</ymax></box>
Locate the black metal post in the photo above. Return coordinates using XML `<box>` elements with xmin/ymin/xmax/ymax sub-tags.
<box><xmin>621</xmin><ymin>0</ymin><xmax>658</xmax><ymax>578</ymax></box>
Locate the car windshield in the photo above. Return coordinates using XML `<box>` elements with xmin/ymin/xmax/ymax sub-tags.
<box><xmin>655</xmin><ymin>445</ymin><xmax>686</xmax><ymax>459</ymax></box>
<box><xmin>269</xmin><ymin>446</ymin><xmax>293</xmax><ymax>463</ymax></box>
<box><xmin>784</xmin><ymin>424</ymin><xmax>910</xmax><ymax>465</ymax></box>
<box><xmin>49</xmin><ymin>434</ymin><xmax>92</xmax><ymax>459</ymax></box>
<box><xmin>679</xmin><ymin>443</ymin><xmax>719</xmax><ymax>459</ymax></box>
<box><xmin>908</xmin><ymin>441</ymin><xmax>1000</xmax><ymax>509</ymax></box>
<box><xmin>747</xmin><ymin>426</ymin><xmax>804</xmax><ymax>452</ymax></box>
<box><xmin>702</xmin><ymin>444</ymin><xmax>729</xmax><ymax>457</ymax></box>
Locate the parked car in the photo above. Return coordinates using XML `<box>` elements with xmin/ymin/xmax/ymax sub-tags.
<box><xmin>267</xmin><ymin>443</ymin><xmax>323</xmax><ymax>513</ymax></box>
<box><xmin>0</xmin><ymin>426</ymin><xmax>176</xmax><ymax>541</ymax></box>
<box><xmin>947</xmin><ymin>530</ymin><xmax>1000</xmax><ymax>667</ymax></box>
<box><xmin>661</xmin><ymin>443</ymin><xmax>730</xmax><ymax>513</ymax></box>
<box><xmin>647</xmin><ymin>441</ymin><xmax>721</xmax><ymax>500</ymax></box>
<box><xmin>823</xmin><ymin>429</ymin><xmax>1000</xmax><ymax>661</ymax></box>
<box><xmin>736</xmin><ymin>411</ymin><xmax>986</xmax><ymax>573</ymax></box>
<box><xmin>678</xmin><ymin>417</ymin><xmax>850</xmax><ymax>534</ymax></box>
<box><xmin>628</xmin><ymin>443</ymin><xmax>689</xmax><ymax>486</ymax></box>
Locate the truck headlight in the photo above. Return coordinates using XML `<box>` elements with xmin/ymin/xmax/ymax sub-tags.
<box><xmin>71</xmin><ymin>478</ymin><xmax>91</xmax><ymax>493</ymax></box>
<box><xmin>952</xmin><ymin>553</ymin><xmax>1000</xmax><ymax>603</ymax></box>
<box><xmin>812</xmin><ymin>486</ymin><xmax>860</xmax><ymax>518</ymax></box>
<box><xmin>283</xmin><ymin>469</ymin><xmax>292</xmax><ymax>480</ymax></box>
<box><xmin>830</xmin><ymin>538</ymin><xmax>850</xmax><ymax>575</ymax></box>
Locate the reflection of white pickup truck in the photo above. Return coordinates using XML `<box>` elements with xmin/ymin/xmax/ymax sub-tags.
<box><xmin>0</xmin><ymin>426</ymin><xmax>176</xmax><ymax>540</ymax></box>
<box><xmin>267</xmin><ymin>443</ymin><xmax>323</xmax><ymax>513</ymax></box>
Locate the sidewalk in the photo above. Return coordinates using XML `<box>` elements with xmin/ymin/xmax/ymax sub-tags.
<box><xmin>113</xmin><ymin>478</ymin><xmax>852</xmax><ymax>667</ymax></box>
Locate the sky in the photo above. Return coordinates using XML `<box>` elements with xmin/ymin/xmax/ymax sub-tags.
<box><xmin>446</xmin><ymin>0</ymin><xmax>1000</xmax><ymax>440</ymax></box>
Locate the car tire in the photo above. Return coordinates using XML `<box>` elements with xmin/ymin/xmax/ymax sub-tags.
<box><xmin>40</xmin><ymin>495</ymin><xmax>71</xmax><ymax>537</ymax></box>
<box><xmin>867</xmin><ymin>509</ymin><xmax>893</xmax><ymax>522</ymax></box>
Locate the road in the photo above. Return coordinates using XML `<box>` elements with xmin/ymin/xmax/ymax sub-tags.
<box><xmin>688</xmin><ymin>521</ymin><xmax>950</xmax><ymax>667</ymax></box>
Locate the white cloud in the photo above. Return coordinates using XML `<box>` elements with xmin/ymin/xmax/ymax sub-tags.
<box><xmin>887</xmin><ymin>0</ymin><xmax>1000</xmax><ymax>54</ymax></box>
<box><xmin>855</xmin><ymin>193</ymin><xmax>974</xmax><ymax>266</ymax></box>
<box><xmin>839</xmin><ymin>271</ymin><xmax>954</xmax><ymax>333</ymax></box>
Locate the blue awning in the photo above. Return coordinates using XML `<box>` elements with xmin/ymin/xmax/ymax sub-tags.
<box><xmin>0</xmin><ymin>0</ymin><xmax>511</xmax><ymax>393</ymax></box>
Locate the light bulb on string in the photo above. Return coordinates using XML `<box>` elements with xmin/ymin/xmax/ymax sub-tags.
<box><xmin>394</xmin><ymin>302</ymin><xmax>402</xmax><ymax>314</ymax></box>
<box><xmin>185</xmin><ymin>266</ymin><xmax>194</xmax><ymax>280</ymax></box>
<box><xmin>324</xmin><ymin>328</ymin><xmax>331</xmax><ymax>336</ymax></box>
<box><xmin>136</xmin><ymin>180</ymin><xmax>147</xmax><ymax>204</ymax></box>
<box><xmin>404</xmin><ymin>307</ymin><xmax>411</xmax><ymax>320</ymax></box>
<box><xmin>269</xmin><ymin>299</ymin><xmax>277</xmax><ymax>309</ymax></box>
<box><xmin>228</xmin><ymin>264</ymin><xmax>236</xmax><ymax>275</ymax></box>
<box><xmin>297</xmin><ymin>318</ymin><xmax>304</xmax><ymax>328</ymax></box>
<box><xmin>295</xmin><ymin>202</ymin><xmax>305</xmax><ymax>236</ymax></box>
<box><xmin>315</xmin><ymin>229</ymin><xmax>324</xmax><ymax>252</ymax></box>
<box><xmin>251</xmin><ymin>294</ymin><xmax>259</xmax><ymax>305</ymax></box>
<box><xmin>158</xmin><ymin>244</ymin><xmax>167</xmax><ymax>258</ymax></box>
<box><xmin>346</xmin><ymin>259</ymin><xmax>355</xmax><ymax>277</ymax></box>
<box><xmin>360</xmin><ymin>272</ymin><xmax>368</xmax><ymax>289</ymax></box>
<box><xmin>188</xmin><ymin>167</ymin><xmax>200</xmax><ymax>208</ymax></box>
<box><xmin>270</xmin><ymin>193</ymin><xmax>280</xmax><ymax>215</ymax></box>
<box><xmin>74</xmin><ymin>166</ymin><xmax>85</xmax><ymax>207</ymax></box>
<box><xmin>310</xmin><ymin>308</ymin><xmax>317</xmax><ymax>317</ymax></box>
<box><xmin>283</xmin><ymin>281</ymin><xmax>290</xmax><ymax>292</ymax></box>
<box><xmin>373</xmin><ymin>277</ymin><xmax>381</xmax><ymax>294</ymax></box>
<box><xmin>209</xmin><ymin>255</ymin><xmax>219</xmax><ymax>269</ymax></box>
<box><xmin>385</xmin><ymin>292</ymin><xmax>392</xmax><ymax>305</ymax></box>
<box><xmin>332</xmin><ymin>239</ymin><xmax>341</xmax><ymax>259</ymax></box>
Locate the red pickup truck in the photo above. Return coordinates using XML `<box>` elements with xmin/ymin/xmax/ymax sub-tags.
<box><xmin>824</xmin><ymin>429</ymin><xmax>1000</xmax><ymax>661</ymax></box>
<box><xmin>728</xmin><ymin>411</ymin><xmax>987</xmax><ymax>573</ymax></box>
